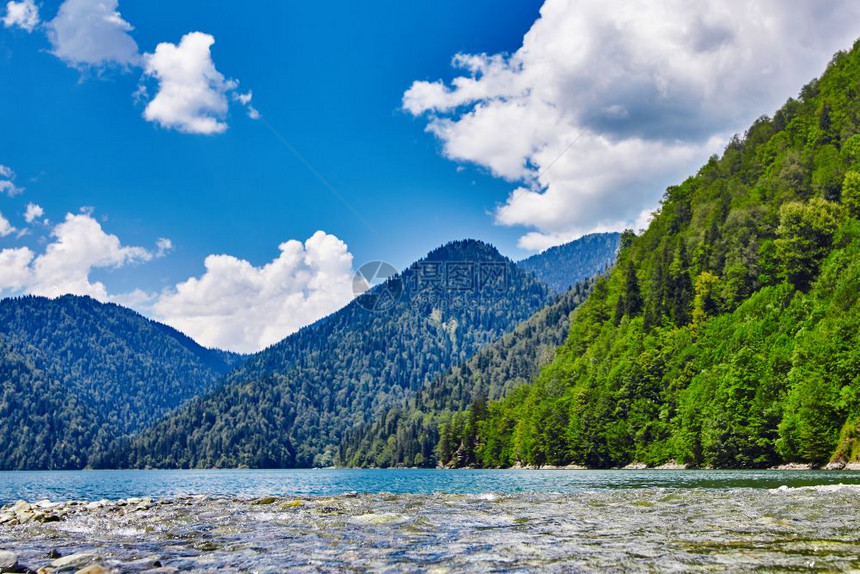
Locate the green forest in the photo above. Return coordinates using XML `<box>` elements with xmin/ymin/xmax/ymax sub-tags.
<box><xmin>431</xmin><ymin>43</ymin><xmax>860</xmax><ymax>469</ymax></box>
<box><xmin>0</xmin><ymin>295</ymin><xmax>241</xmax><ymax>469</ymax></box>
<box><xmin>102</xmin><ymin>240</ymin><xmax>574</xmax><ymax>469</ymax></box>
<box><xmin>337</xmin><ymin>278</ymin><xmax>597</xmax><ymax>468</ymax></box>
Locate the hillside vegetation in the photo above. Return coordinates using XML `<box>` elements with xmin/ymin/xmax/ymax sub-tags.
<box><xmin>435</xmin><ymin>43</ymin><xmax>860</xmax><ymax>469</ymax></box>
<box><xmin>337</xmin><ymin>278</ymin><xmax>597</xmax><ymax>468</ymax></box>
<box><xmin>104</xmin><ymin>241</ymin><xmax>560</xmax><ymax>469</ymax></box>
<box><xmin>0</xmin><ymin>295</ymin><xmax>241</xmax><ymax>469</ymax></box>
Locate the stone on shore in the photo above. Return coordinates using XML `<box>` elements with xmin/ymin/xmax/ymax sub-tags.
<box><xmin>770</xmin><ymin>462</ymin><xmax>814</xmax><ymax>470</ymax></box>
<box><xmin>50</xmin><ymin>553</ymin><xmax>99</xmax><ymax>572</ymax></box>
<box><xmin>653</xmin><ymin>461</ymin><xmax>688</xmax><ymax>470</ymax></box>
<box><xmin>0</xmin><ymin>550</ymin><xmax>19</xmax><ymax>571</ymax></box>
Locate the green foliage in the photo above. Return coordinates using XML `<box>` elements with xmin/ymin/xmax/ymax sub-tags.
<box><xmin>424</xmin><ymin>41</ymin><xmax>860</xmax><ymax>469</ymax></box>
<box><xmin>337</xmin><ymin>279</ymin><xmax>596</xmax><ymax>468</ymax></box>
<box><xmin>692</xmin><ymin>271</ymin><xmax>722</xmax><ymax>327</ymax></box>
<box><xmin>774</xmin><ymin>198</ymin><xmax>844</xmax><ymax>290</ymax></box>
<box><xmin>0</xmin><ymin>295</ymin><xmax>241</xmax><ymax>469</ymax></box>
<box><xmin>831</xmin><ymin>419</ymin><xmax>860</xmax><ymax>463</ymax></box>
<box><xmin>112</xmin><ymin>240</ymin><xmax>572</xmax><ymax>469</ymax></box>
<box><xmin>843</xmin><ymin>171</ymin><xmax>860</xmax><ymax>218</ymax></box>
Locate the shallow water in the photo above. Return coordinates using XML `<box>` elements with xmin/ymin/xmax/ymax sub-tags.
<box><xmin>2</xmin><ymin>470</ymin><xmax>860</xmax><ymax>572</ymax></box>
<box><xmin>2</xmin><ymin>468</ymin><xmax>860</xmax><ymax>502</ymax></box>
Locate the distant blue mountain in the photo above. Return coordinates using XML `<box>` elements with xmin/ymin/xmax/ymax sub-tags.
<box><xmin>517</xmin><ymin>232</ymin><xmax>620</xmax><ymax>293</ymax></box>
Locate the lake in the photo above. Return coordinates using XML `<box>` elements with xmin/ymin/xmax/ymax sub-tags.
<box><xmin>3</xmin><ymin>468</ymin><xmax>860</xmax><ymax>502</ymax></box>
<box><xmin>2</xmin><ymin>469</ymin><xmax>860</xmax><ymax>572</ymax></box>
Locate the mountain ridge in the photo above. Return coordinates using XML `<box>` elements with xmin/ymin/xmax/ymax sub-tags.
<box><xmin>0</xmin><ymin>294</ymin><xmax>243</xmax><ymax>469</ymax></box>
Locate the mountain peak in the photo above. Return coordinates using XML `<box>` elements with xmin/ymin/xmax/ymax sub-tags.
<box><xmin>420</xmin><ymin>239</ymin><xmax>507</xmax><ymax>263</ymax></box>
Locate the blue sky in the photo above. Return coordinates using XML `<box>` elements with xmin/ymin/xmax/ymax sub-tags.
<box><xmin>2</xmin><ymin>0</ymin><xmax>860</xmax><ymax>351</ymax></box>
<box><xmin>2</xmin><ymin>0</ymin><xmax>541</xmax><ymax>287</ymax></box>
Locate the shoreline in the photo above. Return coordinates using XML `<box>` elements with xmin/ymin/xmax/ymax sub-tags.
<box><xmin>3</xmin><ymin>463</ymin><xmax>860</xmax><ymax>472</ymax></box>
<box><xmin>3</xmin><ymin>488</ymin><xmax>860</xmax><ymax>572</ymax></box>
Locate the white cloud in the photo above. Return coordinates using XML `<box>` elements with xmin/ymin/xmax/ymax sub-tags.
<box><xmin>28</xmin><ymin>213</ymin><xmax>152</xmax><ymax>298</ymax></box>
<box><xmin>233</xmin><ymin>90</ymin><xmax>260</xmax><ymax>120</ymax></box>
<box><xmin>405</xmin><ymin>0</ymin><xmax>860</xmax><ymax>249</ymax></box>
<box><xmin>153</xmin><ymin>231</ymin><xmax>355</xmax><ymax>353</ymax></box>
<box><xmin>0</xmin><ymin>165</ymin><xmax>24</xmax><ymax>196</ymax></box>
<box><xmin>0</xmin><ymin>213</ymin><xmax>155</xmax><ymax>300</ymax></box>
<box><xmin>155</xmin><ymin>237</ymin><xmax>173</xmax><ymax>257</ymax></box>
<box><xmin>0</xmin><ymin>211</ymin><xmax>352</xmax><ymax>353</ymax></box>
<box><xmin>24</xmin><ymin>202</ymin><xmax>44</xmax><ymax>223</ymax></box>
<box><xmin>3</xmin><ymin>0</ymin><xmax>39</xmax><ymax>32</ymax></box>
<box><xmin>141</xmin><ymin>32</ymin><xmax>238</xmax><ymax>135</ymax></box>
<box><xmin>0</xmin><ymin>210</ymin><xmax>16</xmax><ymax>237</ymax></box>
<box><xmin>48</xmin><ymin>0</ymin><xmax>140</xmax><ymax>68</ymax></box>
<box><xmin>0</xmin><ymin>247</ymin><xmax>34</xmax><ymax>291</ymax></box>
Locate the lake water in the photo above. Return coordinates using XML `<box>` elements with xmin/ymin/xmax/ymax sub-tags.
<box><xmin>2</xmin><ymin>469</ymin><xmax>860</xmax><ymax>572</ymax></box>
<box><xmin>3</xmin><ymin>468</ymin><xmax>860</xmax><ymax>502</ymax></box>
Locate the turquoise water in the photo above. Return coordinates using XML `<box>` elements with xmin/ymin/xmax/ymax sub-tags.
<box><xmin>2</xmin><ymin>468</ymin><xmax>860</xmax><ymax>503</ymax></box>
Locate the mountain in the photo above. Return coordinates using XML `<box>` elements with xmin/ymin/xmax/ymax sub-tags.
<box><xmin>517</xmin><ymin>232</ymin><xmax>620</xmax><ymax>293</ymax></box>
<box><xmin>337</xmin><ymin>276</ymin><xmax>599</xmax><ymax>468</ymax></box>
<box><xmin>0</xmin><ymin>295</ymin><xmax>243</xmax><ymax>470</ymax></box>
<box><xmin>448</xmin><ymin>42</ymin><xmax>860</xmax><ymax>469</ymax></box>
<box><xmin>105</xmin><ymin>240</ymin><xmax>558</xmax><ymax>469</ymax></box>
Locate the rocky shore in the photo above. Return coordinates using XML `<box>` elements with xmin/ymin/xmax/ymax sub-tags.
<box><xmin>2</xmin><ymin>487</ymin><xmax>860</xmax><ymax>572</ymax></box>
<box><xmin>0</xmin><ymin>498</ymin><xmax>164</xmax><ymax>573</ymax></box>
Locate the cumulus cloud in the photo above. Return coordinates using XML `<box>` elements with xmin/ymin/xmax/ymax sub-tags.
<box><xmin>0</xmin><ymin>247</ymin><xmax>34</xmax><ymax>291</ymax></box>
<box><xmin>15</xmin><ymin>1</ymin><xmax>252</xmax><ymax>133</ymax></box>
<box><xmin>0</xmin><ymin>211</ymin><xmax>355</xmax><ymax>353</ymax></box>
<box><xmin>0</xmin><ymin>210</ymin><xmax>15</xmax><ymax>237</ymax></box>
<box><xmin>405</xmin><ymin>0</ymin><xmax>860</xmax><ymax>250</ymax></box>
<box><xmin>141</xmin><ymin>32</ymin><xmax>239</xmax><ymax>135</ymax></box>
<box><xmin>0</xmin><ymin>165</ymin><xmax>24</xmax><ymax>196</ymax></box>
<box><xmin>0</xmin><ymin>213</ymin><xmax>159</xmax><ymax>300</ymax></box>
<box><xmin>153</xmin><ymin>231</ymin><xmax>355</xmax><ymax>353</ymax></box>
<box><xmin>24</xmin><ymin>202</ymin><xmax>44</xmax><ymax>223</ymax></box>
<box><xmin>27</xmin><ymin>213</ymin><xmax>153</xmax><ymax>298</ymax></box>
<box><xmin>3</xmin><ymin>0</ymin><xmax>39</xmax><ymax>32</ymax></box>
<box><xmin>47</xmin><ymin>0</ymin><xmax>140</xmax><ymax>68</ymax></box>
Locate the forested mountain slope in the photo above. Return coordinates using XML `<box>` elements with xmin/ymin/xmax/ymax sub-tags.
<box><xmin>517</xmin><ymin>233</ymin><xmax>619</xmax><ymax>293</ymax></box>
<box><xmin>0</xmin><ymin>295</ymin><xmax>242</xmax><ymax>469</ymax></box>
<box><xmin>442</xmin><ymin>42</ymin><xmax>860</xmax><ymax>469</ymax></box>
<box><xmin>105</xmin><ymin>240</ymin><xmax>556</xmax><ymax>469</ymax></box>
<box><xmin>337</xmin><ymin>278</ymin><xmax>599</xmax><ymax>468</ymax></box>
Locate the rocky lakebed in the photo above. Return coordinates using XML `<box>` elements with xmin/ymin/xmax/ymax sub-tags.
<box><xmin>1</xmin><ymin>484</ymin><xmax>860</xmax><ymax>572</ymax></box>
